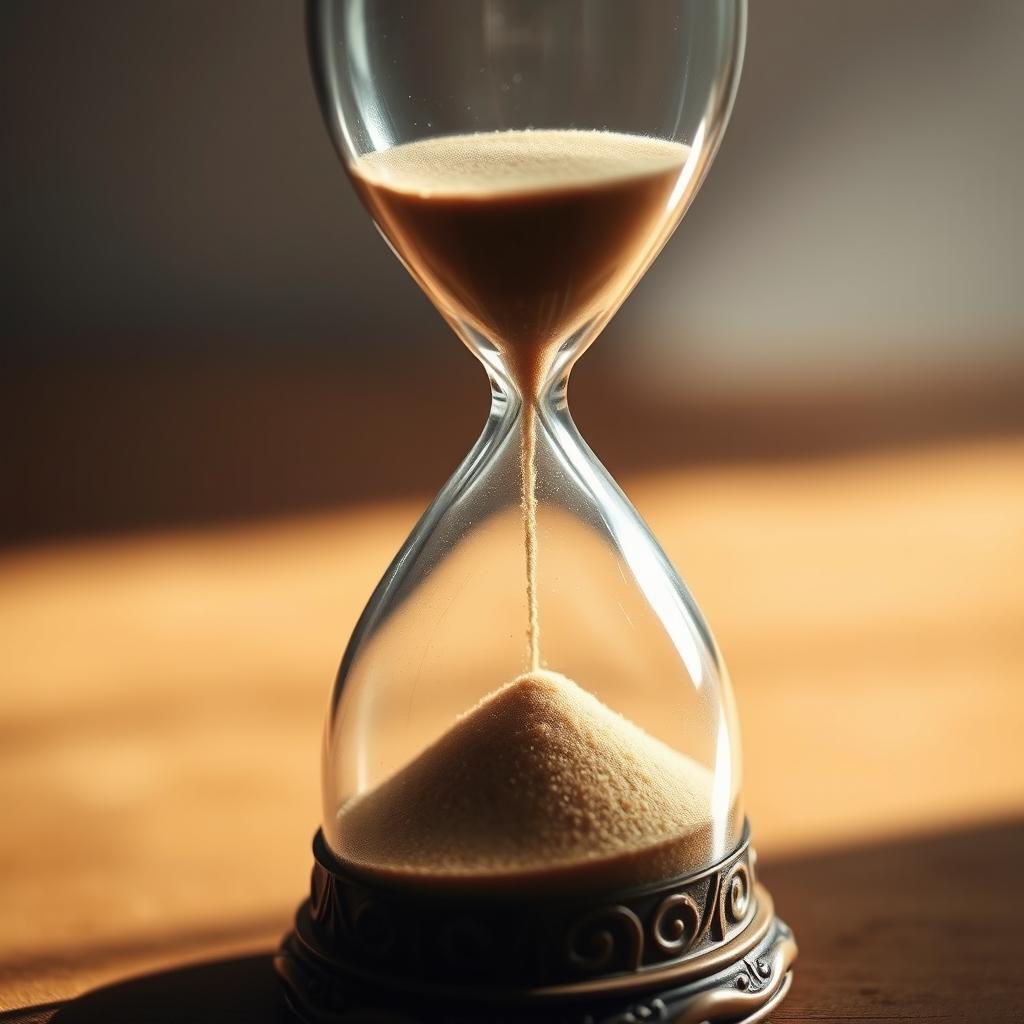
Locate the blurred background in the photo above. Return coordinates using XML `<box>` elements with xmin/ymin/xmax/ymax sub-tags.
<box><xmin>3</xmin><ymin>0</ymin><xmax>1022</xmax><ymax>539</ymax></box>
<box><xmin>1</xmin><ymin>1</ymin><xmax>1022</xmax><ymax>1020</ymax></box>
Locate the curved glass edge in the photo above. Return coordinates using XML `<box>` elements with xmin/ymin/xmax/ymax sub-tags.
<box><xmin>321</xmin><ymin>371</ymin><xmax>744</xmax><ymax>869</ymax></box>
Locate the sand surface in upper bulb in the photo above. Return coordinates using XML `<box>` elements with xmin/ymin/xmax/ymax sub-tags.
<box><xmin>337</xmin><ymin>670</ymin><xmax>721</xmax><ymax>890</ymax></box>
<box><xmin>352</xmin><ymin>128</ymin><xmax>687</xmax><ymax>195</ymax></box>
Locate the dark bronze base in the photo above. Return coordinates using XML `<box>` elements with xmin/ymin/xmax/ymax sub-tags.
<box><xmin>276</xmin><ymin>824</ymin><xmax>796</xmax><ymax>1023</ymax></box>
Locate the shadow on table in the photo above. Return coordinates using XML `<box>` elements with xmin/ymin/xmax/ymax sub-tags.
<box><xmin>0</xmin><ymin>954</ymin><xmax>286</xmax><ymax>1024</ymax></box>
<box><xmin>4</xmin><ymin>818</ymin><xmax>1023</xmax><ymax>1024</ymax></box>
<box><xmin>761</xmin><ymin>816</ymin><xmax>1024</xmax><ymax>1022</ymax></box>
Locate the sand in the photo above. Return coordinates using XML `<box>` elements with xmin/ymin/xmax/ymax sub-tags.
<box><xmin>336</xmin><ymin>670</ymin><xmax>720</xmax><ymax>892</ymax></box>
<box><xmin>352</xmin><ymin>129</ymin><xmax>687</xmax><ymax>196</ymax></box>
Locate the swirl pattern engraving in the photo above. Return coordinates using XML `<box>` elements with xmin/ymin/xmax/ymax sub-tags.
<box><xmin>651</xmin><ymin>893</ymin><xmax>702</xmax><ymax>955</ymax></box>
<box><xmin>566</xmin><ymin>905</ymin><xmax>644</xmax><ymax>974</ymax></box>
<box><xmin>303</xmin><ymin>825</ymin><xmax>758</xmax><ymax>988</ymax></box>
<box><xmin>725</xmin><ymin>863</ymin><xmax>751</xmax><ymax>924</ymax></box>
<box><xmin>277</xmin><ymin>913</ymin><xmax>796</xmax><ymax>1024</ymax></box>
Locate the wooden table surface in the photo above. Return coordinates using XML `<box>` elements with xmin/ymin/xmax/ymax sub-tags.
<box><xmin>2</xmin><ymin>438</ymin><xmax>1023</xmax><ymax>1022</ymax></box>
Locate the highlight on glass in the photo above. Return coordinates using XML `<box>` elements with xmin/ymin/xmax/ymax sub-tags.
<box><xmin>278</xmin><ymin>4</ymin><xmax>797</xmax><ymax>1022</ymax></box>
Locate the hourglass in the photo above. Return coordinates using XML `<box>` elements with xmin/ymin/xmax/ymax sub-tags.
<box><xmin>278</xmin><ymin>2</ymin><xmax>795</xmax><ymax>1021</ymax></box>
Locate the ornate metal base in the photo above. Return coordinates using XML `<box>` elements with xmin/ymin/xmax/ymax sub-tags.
<box><xmin>276</xmin><ymin>823</ymin><xmax>796</xmax><ymax>1023</ymax></box>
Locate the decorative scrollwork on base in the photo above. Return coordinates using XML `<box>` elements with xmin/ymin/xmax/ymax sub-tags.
<box><xmin>726</xmin><ymin>862</ymin><xmax>752</xmax><ymax>924</ymax></box>
<box><xmin>276</xmin><ymin>906</ymin><xmax>796</xmax><ymax>1024</ymax></box>
<box><xmin>651</xmin><ymin>892</ymin><xmax>702</xmax><ymax>956</ymax></box>
<box><xmin>566</xmin><ymin>905</ymin><xmax>644</xmax><ymax>974</ymax></box>
<box><xmin>302</xmin><ymin>823</ymin><xmax>758</xmax><ymax>990</ymax></box>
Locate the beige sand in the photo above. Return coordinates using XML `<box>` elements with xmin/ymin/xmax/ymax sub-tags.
<box><xmin>337</xmin><ymin>670</ymin><xmax>720</xmax><ymax>892</ymax></box>
<box><xmin>353</xmin><ymin>129</ymin><xmax>687</xmax><ymax>197</ymax></box>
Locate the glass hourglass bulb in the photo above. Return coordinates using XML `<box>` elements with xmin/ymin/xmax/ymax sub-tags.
<box><xmin>284</xmin><ymin>5</ymin><xmax>796</xmax><ymax>1020</ymax></box>
<box><xmin>309</xmin><ymin>0</ymin><xmax>749</xmax><ymax>893</ymax></box>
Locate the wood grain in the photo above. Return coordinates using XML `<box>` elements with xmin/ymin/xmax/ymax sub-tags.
<box><xmin>766</xmin><ymin>820</ymin><xmax>1024</xmax><ymax>1023</ymax></box>
<box><xmin>1</xmin><ymin>438</ymin><xmax>1022</xmax><ymax>1020</ymax></box>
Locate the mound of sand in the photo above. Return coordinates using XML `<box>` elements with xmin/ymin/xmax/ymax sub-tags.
<box><xmin>336</xmin><ymin>670</ymin><xmax>723</xmax><ymax>891</ymax></box>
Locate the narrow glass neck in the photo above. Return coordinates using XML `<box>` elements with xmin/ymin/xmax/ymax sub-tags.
<box><xmin>456</xmin><ymin>314</ymin><xmax>600</xmax><ymax>410</ymax></box>
<box><xmin>486</xmin><ymin>367</ymin><xmax>572</xmax><ymax>420</ymax></box>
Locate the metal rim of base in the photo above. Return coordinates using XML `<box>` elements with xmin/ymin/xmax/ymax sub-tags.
<box><xmin>276</xmin><ymin>822</ymin><xmax>796</xmax><ymax>1021</ymax></box>
<box><xmin>277</xmin><ymin>916</ymin><xmax>794</xmax><ymax>1023</ymax></box>
<box><xmin>278</xmin><ymin>878</ymin><xmax>795</xmax><ymax>1021</ymax></box>
<box><xmin>297</xmin><ymin>824</ymin><xmax>772</xmax><ymax>991</ymax></box>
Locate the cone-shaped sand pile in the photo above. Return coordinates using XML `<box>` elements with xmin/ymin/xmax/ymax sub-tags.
<box><xmin>337</xmin><ymin>671</ymin><xmax>724</xmax><ymax>891</ymax></box>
